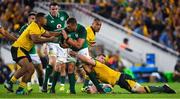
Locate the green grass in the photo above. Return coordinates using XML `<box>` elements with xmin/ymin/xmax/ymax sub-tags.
<box><xmin>0</xmin><ymin>83</ymin><xmax>180</xmax><ymax>99</ymax></box>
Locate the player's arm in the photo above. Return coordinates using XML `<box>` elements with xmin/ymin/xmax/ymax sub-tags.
<box><xmin>69</xmin><ymin>51</ymin><xmax>96</xmax><ymax>66</ymax></box>
<box><xmin>30</xmin><ymin>34</ymin><xmax>55</xmax><ymax>44</ymax></box>
<box><xmin>62</xmin><ymin>30</ymin><xmax>85</xmax><ymax>49</ymax></box>
<box><xmin>41</xmin><ymin>30</ymin><xmax>61</xmax><ymax>37</ymax></box>
<box><xmin>0</xmin><ymin>27</ymin><xmax>17</xmax><ymax>41</ymax></box>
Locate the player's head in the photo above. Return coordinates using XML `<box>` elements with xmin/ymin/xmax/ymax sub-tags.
<box><xmin>49</xmin><ymin>2</ymin><xmax>59</xmax><ymax>17</ymax></box>
<box><xmin>92</xmin><ymin>18</ymin><xmax>102</xmax><ymax>32</ymax></box>
<box><xmin>36</xmin><ymin>12</ymin><xmax>47</xmax><ymax>26</ymax></box>
<box><xmin>96</xmin><ymin>54</ymin><xmax>106</xmax><ymax>64</ymax></box>
<box><xmin>28</xmin><ymin>12</ymin><xmax>36</xmax><ymax>24</ymax></box>
<box><xmin>66</xmin><ymin>17</ymin><xmax>77</xmax><ymax>32</ymax></box>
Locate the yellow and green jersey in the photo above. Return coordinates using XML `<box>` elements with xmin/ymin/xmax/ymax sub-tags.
<box><xmin>93</xmin><ymin>61</ymin><xmax>121</xmax><ymax>86</ymax></box>
<box><xmin>86</xmin><ymin>26</ymin><xmax>96</xmax><ymax>47</ymax></box>
<box><xmin>19</xmin><ymin>24</ymin><xmax>36</xmax><ymax>54</ymax></box>
<box><xmin>13</xmin><ymin>22</ymin><xmax>45</xmax><ymax>51</ymax></box>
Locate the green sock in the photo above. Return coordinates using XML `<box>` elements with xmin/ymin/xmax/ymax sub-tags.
<box><xmin>38</xmin><ymin>77</ymin><xmax>44</xmax><ymax>87</ymax></box>
<box><xmin>51</xmin><ymin>71</ymin><xmax>60</xmax><ymax>90</ymax></box>
<box><xmin>61</xmin><ymin>76</ymin><xmax>65</xmax><ymax>84</ymax></box>
<box><xmin>83</xmin><ymin>79</ymin><xmax>89</xmax><ymax>88</ymax></box>
<box><xmin>68</xmin><ymin>73</ymin><xmax>76</xmax><ymax>93</ymax></box>
<box><xmin>43</xmin><ymin>65</ymin><xmax>53</xmax><ymax>87</ymax></box>
<box><xmin>145</xmin><ymin>86</ymin><xmax>164</xmax><ymax>93</ymax></box>
<box><xmin>87</xmin><ymin>72</ymin><xmax>103</xmax><ymax>92</ymax></box>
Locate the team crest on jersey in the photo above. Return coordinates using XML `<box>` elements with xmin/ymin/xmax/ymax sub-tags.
<box><xmin>60</xmin><ymin>17</ymin><xmax>65</xmax><ymax>21</ymax></box>
<box><xmin>50</xmin><ymin>20</ymin><xmax>54</xmax><ymax>23</ymax></box>
<box><xmin>57</xmin><ymin>24</ymin><xmax>62</xmax><ymax>29</ymax></box>
<box><xmin>75</xmin><ymin>34</ymin><xmax>78</xmax><ymax>38</ymax></box>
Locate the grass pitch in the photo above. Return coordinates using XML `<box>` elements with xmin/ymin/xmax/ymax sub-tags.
<box><xmin>0</xmin><ymin>83</ymin><xmax>180</xmax><ymax>99</ymax></box>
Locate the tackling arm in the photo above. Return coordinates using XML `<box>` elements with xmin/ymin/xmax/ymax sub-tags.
<box><xmin>0</xmin><ymin>27</ymin><xmax>17</xmax><ymax>41</ymax></box>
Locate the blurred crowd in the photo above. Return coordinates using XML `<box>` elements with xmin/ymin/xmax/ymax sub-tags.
<box><xmin>91</xmin><ymin>0</ymin><xmax>180</xmax><ymax>53</ymax></box>
<box><xmin>0</xmin><ymin>0</ymin><xmax>34</xmax><ymax>34</ymax></box>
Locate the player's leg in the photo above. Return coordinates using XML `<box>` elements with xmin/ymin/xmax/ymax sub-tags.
<box><xmin>59</xmin><ymin>63</ymin><xmax>66</xmax><ymax>91</ymax></box>
<box><xmin>16</xmin><ymin>59</ymin><xmax>35</xmax><ymax>94</ymax></box>
<box><xmin>78</xmin><ymin>48</ymin><xmax>104</xmax><ymax>93</ymax></box>
<box><xmin>117</xmin><ymin>74</ymin><xmax>176</xmax><ymax>93</ymax></box>
<box><xmin>42</xmin><ymin>44</ymin><xmax>56</xmax><ymax>92</ymax></box>
<box><xmin>49</xmin><ymin>62</ymin><xmax>60</xmax><ymax>94</ymax></box>
<box><xmin>5</xmin><ymin>47</ymin><xmax>34</xmax><ymax>93</ymax></box>
<box><xmin>67</xmin><ymin>62</ymin><xmax>76</xmax><ymax>94</ymax></box>
<box><xmin>34</xmin><ymin>63</ymin><xmax>44</xmax><ymax>91</ymax></box>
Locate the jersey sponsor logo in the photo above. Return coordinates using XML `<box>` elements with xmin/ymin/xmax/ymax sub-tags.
<box><xmin>60</xmin><ymin>17</ymin><xmax>65</xmax><ymax>21</ymax></box>
<box><xmin>57</xmin><ymin>24</ymin><xmax>62</xmax><ymax>29</ymax></box>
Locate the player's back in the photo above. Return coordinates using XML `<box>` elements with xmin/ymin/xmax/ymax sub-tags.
<box><xmin>93</xmin><ymin>61</ymin><xmax>121</xmax><ymax>86</ymax></box>
<box><xmin>12</xmin><ymin>22</ymin><xmax>45</xmax><ymax>51</ymax></box>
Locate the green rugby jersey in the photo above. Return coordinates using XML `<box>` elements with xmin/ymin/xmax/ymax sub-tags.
<box><xmin>65</xmin><ymin>24</ymin><xmax>88</xmax><ymax>51</ymax></box>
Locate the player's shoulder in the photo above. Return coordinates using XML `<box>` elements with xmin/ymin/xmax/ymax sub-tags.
<box><xmin>59</xmin><ymin>10</ymin><xmax>68</xmax><ymax>14</ymax></box>
<box><xmin>28</xmin><ymin>22</ymin><xmax>38</xmax><ymax>29</ymax></box>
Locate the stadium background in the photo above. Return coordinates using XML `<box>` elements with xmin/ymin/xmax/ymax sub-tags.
<box><xmin>0</xmin><ymin>0</ymin><xmax>180</xmax><ymax>98</ymax></box>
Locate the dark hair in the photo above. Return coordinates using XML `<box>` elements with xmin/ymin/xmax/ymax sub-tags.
<box><xmin>123</xmin><ymin>38</ymin><xmax>129</xmax><ymax>43</ymax></box>
<box><xmin>28</xmin><ymin>12</ymin><xmax>36</xmax><ymax>17</ymax></box>
<box><xmin>67</xmin><ymin>17</ymin><xmax>77</xmax><ymax>24</ymax></box>
<box><xmin>36</xmin><ymin>12</ymin><xmax>45</xmax><ymax>18</ymax></box>
<box><xmin>97</xmin><ymin>53</ymin><xmax>106</xmax><ymax>57</ymax></box>
<box><xmin>94</xmin><ymin>18</ymin><xmax>101</xmax><ymax>22</ymax></box>
<box><xmin>49</xmin><ymin>2</ymin><xmax>58</xmax><ymax>7</ymax></box>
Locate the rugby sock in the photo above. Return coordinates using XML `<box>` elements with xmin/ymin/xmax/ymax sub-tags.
<box><xmin>43</xmin><ymin>65</ymin><xmax>53</xmax><ymax>86</ymax></box>
<box><xmin>18</xmin><ymin>82</ymin><xmax>27</xmax><ymax>91</ymax></box>
<box><xmin>60</xmin><ymin>76</ymin><xmax>65</xmax><ymax>85</ymax></box>
<box><xmin>144</xmin><ymin>86</ymin><xmax>164</xmax><ymax>93</ymax></box>
<box><xmin>83</xmin><ymin>79</ymin><xmax>89</xmax><ymax>88</ymax></box>
<box><xmin>68</xmin><ymin>73</ymin><xmax>76</xmax><ymax>93</ymax></box>
<box><xmin>10</xmin><ymin>76</ymin><xmax>17</xmax><ymax>84</ymax></box>
<box><xmin>87</xmin><ymin>72</ymin><xmax>104</xmax><ymax>92</ymax></box>
<box><xmin>38</xmin><ymin>77</ymin><xmax>44</xmax><ymax>87</ymax></box>
<box><xmin>51</xmin><ymin>71</ymin><xmax>60</xmax><ymax>90</ymax></box>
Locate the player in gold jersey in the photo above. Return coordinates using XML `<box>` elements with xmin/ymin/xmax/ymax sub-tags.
<box><xmin>4</xmin><ymin>12</ymin><xmax>62</xmax><ymax>95</ymax></box>
<box><xmin>69</xmin><ymin>51</ymin><xmax>176</xmax><ymax>94</ymax></box>
<box><xmin>81</xmin><ymin>18</ymin><xmax>102</xmax><ymax>91</ymax></box>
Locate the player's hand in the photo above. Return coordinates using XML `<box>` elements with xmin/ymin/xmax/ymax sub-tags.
<box><xmin>69</xmin><ymin>51</ymin><xmax>77</xmax><ymax>57</ymax></box>
<box><xmin>60</xmin><ymin>43</ymin><xmax>69</xmax><ymax>48</ymax></box>
<box><xmin>0</xmin><ymin>27</ymin><xmax>5</xmax><ymax>34</ymax></box>
<box><xmin>61</xmin><ymin>30</ymin><xmax>68</xmax><ymax>40</ymax></box>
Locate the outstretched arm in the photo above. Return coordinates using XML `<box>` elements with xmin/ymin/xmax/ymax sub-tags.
<box><xmin>0</xmin><ymin>27</ymin><xmax>17</xmax><ymax>41</ymax></box>
<box><xmin>69</xmin><ymin>51</ymin><xmax>96</xmax><ymax>66</ymax></box>
<box><xmin>42</xmin><ymin>31</ymin><xmax>62</xmax><ymax>37</ymax></box>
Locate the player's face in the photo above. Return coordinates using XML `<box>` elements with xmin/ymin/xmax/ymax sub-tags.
<box><xmin>28</xmin><ymin>15</ymin><xmax>36</xmax><ymax>24</ymax></box>
<box><xmin>50</xmin><ymin>5</ymin><xmax>59</xmax><ymax>17</ymax></box>
<box><xmin>67</xmin><ymin>23</ymin><xmax>77</xmax><ymax>32</ymax></box>
<box><xmin>96</xmin><ymin>55</ymin><xmax>106</xmax><ymax>64</ymax></box>
<box><xmin>92</xmin><ymin>21</ymin><xmax>102</xmax><ymax>32</ymax></box>
<box><xmin>39</xmin><ymin>17</ymin><xmax>47</xmax><ymax>26</ymax></box>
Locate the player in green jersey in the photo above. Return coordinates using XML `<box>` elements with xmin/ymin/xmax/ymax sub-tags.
<box><xmin>42</xmin><ymin>2</ymin><xmax>74</xmax><ymax>94</ymax></box>
<box><xmin>61</xmin><ymin>18</ymin><xmax>104</xmax><ymax>93</ymax></box>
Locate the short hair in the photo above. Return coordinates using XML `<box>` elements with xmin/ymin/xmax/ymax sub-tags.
<box><xmin>97</xmin><ymin>53</ymin><xmax>106</xmax><ymax>57</ymax></box>
<box><xmin>123</xmin><ymin>38</ymin><xmax>129</xmax><ymax>43</ymax></box>
<box><xmin>67</xmin><ymin>17</ymin><xmax>77</xmax><ymax>24</ymax></box>
<box><xmin>49</xmin><ymin>2</ymin><xmax>58</xmax><ymax>7</ymax></box>
<box><xmin>94</xmin><ymin>18</ymin><xmax>101</xmax><ymax>22</ymax></box>
<box><xmin>28</xmin><ymin>12</ymin><xmax>36</xmax><ymax>17</ymax></box>
<box><xmin>36</xmin><ymin>12</ymin><xmax>45</xmax><ymax>18</ymax></box>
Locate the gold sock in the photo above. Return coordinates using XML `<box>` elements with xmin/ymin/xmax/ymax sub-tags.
<box><xmin>10</xmin><ymin>76</ymin><xmax>17</xmax><ymax>83</ymax></box>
